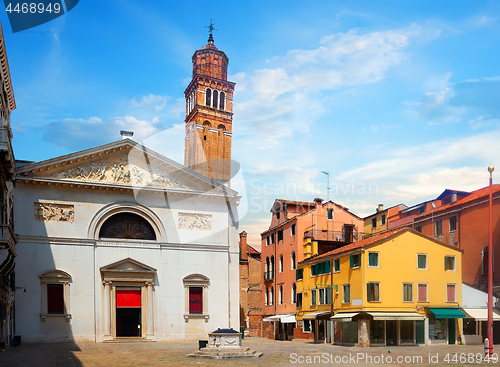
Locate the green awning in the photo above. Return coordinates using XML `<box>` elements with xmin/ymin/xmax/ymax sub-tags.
<box><xmin>427</xmin><ymin>308</ymin><xmax>465</xmax><ymax>319</ymax></box>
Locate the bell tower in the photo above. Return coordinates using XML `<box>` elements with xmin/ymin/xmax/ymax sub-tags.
<box><xmin>184</xmin><ymin>21</ymin><xmax>235</xmax><ymax>184</ymax></box>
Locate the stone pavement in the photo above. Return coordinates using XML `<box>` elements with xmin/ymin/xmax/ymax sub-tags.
<box><xmin>0</xmin><ymin>337</ymin><xmax>496</xmax><ymax>367</ymax></box>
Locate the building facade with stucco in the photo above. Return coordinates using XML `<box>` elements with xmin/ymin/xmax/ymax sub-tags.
<box><xmin>13</xmin><ymin>31</ymin><xmax>240</xmax><ymax>343</ymax></box>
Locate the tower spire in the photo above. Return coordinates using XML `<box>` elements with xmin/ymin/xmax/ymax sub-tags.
<box><xmin>205</xmin><ymin>19</ymin><xmax>217</xmax><ymax>45</ymax></box>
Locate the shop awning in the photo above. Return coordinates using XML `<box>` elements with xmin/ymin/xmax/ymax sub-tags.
<box><xmin>331</xmin><ymin>312</ymin><xmax>360</xmax><ymax>322</ymax></box>
<box><xmin>263</xmin><ymin>314</ymin><xmax>296</xmax><ymax>323</ymax></box>
<box><xmin>367</xmin><ymin>311</ymin><xmax>424</xmax><ymax>321</ymax></box>
<box><xmin>427</xmin><ymin>308</ymin><xmax>466</xmax><ymax>319</ymax></box>
<box><xmin>463</xmin><ymin>308</ymin><xmax>500</xmax><ymax>321</ymax></box>
<box><xmin>303</xmin><ymin>311</ymin><xmax>332</xmax><ymax>320</ymax></box>
<box><xmin>281</xmin><ymin>315</ymin><xmax>296</xmax><ymax>323</ymax></box>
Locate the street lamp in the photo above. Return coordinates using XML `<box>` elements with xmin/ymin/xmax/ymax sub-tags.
<box><xmin>487</xmin><ymin>165</ymin><xmax>494</xmax><ymax>357</ymax></box>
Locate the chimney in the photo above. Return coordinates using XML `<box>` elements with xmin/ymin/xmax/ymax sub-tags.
<box><xmin>377</xmin><ymin>204</ymin><xmax>384</xmax><ymax>213</ymax></box>
<box><xmin>239</xmin><ymin>231</ymin><xmax>248</xmax><ymax>261</ymax></box>
<box><xmin>120</xmin><ymin>130</ymin><xmax>134</xmax><ymax>139</ymax></box>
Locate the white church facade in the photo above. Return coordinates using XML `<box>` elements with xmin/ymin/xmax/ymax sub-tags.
<box><xmin>13</xmin><ymin>30</ymin><xmax>240</xmax><ymax>342</ymax></box>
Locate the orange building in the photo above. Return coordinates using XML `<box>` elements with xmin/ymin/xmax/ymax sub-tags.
<box><xmin>239</xmin><ymin>231</ymin><xmax>262</xmax><ymax>337</ymax></box>
<box><xmin>183</xmin><ymin>29</ymin><xmax>235</xmax><ymax>183</ymax></box>
<box><xmin>409</xmin><ymin>185</ymin><xmax>500</xmax><ymax>292</ymax></box>
<box><xmin>260</xmin><ymin>198</ymin><xmax>364</xmax><ymax>340</ymax></box>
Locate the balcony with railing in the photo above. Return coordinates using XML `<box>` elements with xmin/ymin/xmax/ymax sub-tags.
<box><xmin>303</xmin><ymin>228</ymin><xmax>366</xmax><ymax>243</ymax></box>
<box><xmin>0</xmin><ymin>224</ymin><xmax>16</xmax><ymax>254</ymax></box>
<box><xmin>264</xmin><ymin>271</ymin><xmax>274</xmax><ymax>282</ymax></box>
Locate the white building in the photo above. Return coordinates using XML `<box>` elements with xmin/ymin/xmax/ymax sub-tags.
<box><xmin>13</xmin><ymin>138</ymin><xmax>240</xmax><ymax>342</ymax></box>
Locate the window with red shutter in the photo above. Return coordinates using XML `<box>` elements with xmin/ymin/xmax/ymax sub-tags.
<box><xmin>418</xmin><ymin>284</ymin><xmax>427</xmax><ymax>302</ymax></box>
<box><xmin>189</xmin><ymin>287</ymin><xmax>203</xmax><ymax>314</ymax></box>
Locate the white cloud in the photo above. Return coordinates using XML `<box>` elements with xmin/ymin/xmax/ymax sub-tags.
<box><xmin>468</xmin><ymin>116</ymin><xmax>500</xmax><ymax>130</ymax></box>
<box><xmin>130</xmin><ymin>94</ymin><xmax>169</xmax><ymax>112</ymax></box>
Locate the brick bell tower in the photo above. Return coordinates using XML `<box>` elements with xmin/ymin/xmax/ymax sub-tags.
<box><xmin>184</xmin><ymin>20</ymin><xmax>235</xmax><ymax>184</ymax></box>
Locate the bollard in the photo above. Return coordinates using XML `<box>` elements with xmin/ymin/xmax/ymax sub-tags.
<box><xmin>484</xmin><ymin>338</ymin><xmax>491</xmax><ymax>358</ymax></box>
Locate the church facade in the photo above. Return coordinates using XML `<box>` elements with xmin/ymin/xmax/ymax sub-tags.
<box><xmin>13</xmin><ymin>31</ymin><xmax>239</xmax><ymax>342</ymax></box>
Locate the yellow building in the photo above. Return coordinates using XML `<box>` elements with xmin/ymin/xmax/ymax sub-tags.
<box><xmin>296</xmin><ymin>228</ymin><xmax>464</xmax><ymax>346</ymax></box>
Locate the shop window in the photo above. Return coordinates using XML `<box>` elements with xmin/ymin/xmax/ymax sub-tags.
<box><xmin>367</xmin><ymin>282</ymin><xmax>380</xmax><ymax>302</ymax></box>
<box><xmin>400</xmin><ymin>320</ymin><xmax>414</xmax><ymax>344</ymax></box>
<box><xmin>429</xmin><ymin>318</ymin><xmax>446</xmax><ymax>340</ymax></box>
<box><xmin>370</xmin><ymin>320</ymin><xmax>384</xmax><ymax>344</ymax></box>
<box><xmin>463</xmin><ymin>319</ymin><xmax>477</xmax><ymax>335</ymax></box>
<box><xmin>342</xmin><ymin>321</ymin><xmax>358</xmax><ymax>343</ymax></box>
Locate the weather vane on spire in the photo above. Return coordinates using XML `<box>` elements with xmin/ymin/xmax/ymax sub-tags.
<box><xmin>205</xmin><ymin>19</ymin><xmax>217</xmax><ymax>45</ymax></box>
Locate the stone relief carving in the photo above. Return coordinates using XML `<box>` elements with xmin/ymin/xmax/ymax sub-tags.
<box><xmin>35</xmin><ymin>203</ymin><xmax>74</xmax><ymax>223</ymax></box>
<box><xmin>178</xmin><ymin>213</ymin><xmax>212</xmax><ymax>231</ymax></box>
<box><xmin>55</xmin><ymin>158</ymin><xmax>188</xmax><ymax>189</ymax></box>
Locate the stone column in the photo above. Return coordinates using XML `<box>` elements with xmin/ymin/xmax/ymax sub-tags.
<box><xmin>103</xmin><ymin>281</ymin><xmax>112</xmax><ymax>340</ymax></box>
<box><xmin>146</xmin><ymin>282</ymin><xmax>155</xmax><ymax>340</ymax></box>
<box><xmin>358</xmin><ymin>319</ymin><xmax>370</xmax><ymax>347</ymax></box>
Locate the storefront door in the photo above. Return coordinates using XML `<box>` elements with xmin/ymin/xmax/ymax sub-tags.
<box><xmin>448</xmin><ymin>319</ymin><xmax>455</xmax><ymax>345</ymax></box>
<box><xmin>386</xmin><ymin>320</ymin><xmax>397</xmax><ymax>346</ymax></box>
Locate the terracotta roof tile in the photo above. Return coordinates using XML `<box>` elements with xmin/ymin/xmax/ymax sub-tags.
<box><xmin>416</xmin><ymin>184</ymin><xmax>500</xmax><ymax>218</ymax></box>
<box><xmin>301</xmin><ymin>227</ymin><xmax>409</xmax><ymax>264</ymax></box>
<box><xmin>275</xmin><ymin>199</ymin><xmax>316</xmax><ymax>207</ymax></box>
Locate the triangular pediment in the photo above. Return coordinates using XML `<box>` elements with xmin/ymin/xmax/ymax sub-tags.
<box><xmin>16</xmin><ymin>139</ymin><xmax>237</xmax><ymax>196</ymax></box>
<box><xmin>100</xmin><ymin>257</ymin><xmax>156</xmax><ymax>274</ymax></box>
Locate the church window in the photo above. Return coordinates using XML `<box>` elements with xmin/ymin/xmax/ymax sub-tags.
<box><xmin>217</xmin><ymin>124</ymin><xmax>225</xmax><ymax>131</ymax></box>
<box><xmin>183</xmin><ymin>274</ymin><xmax>209</xmax><ymax>320</ymax></box>
<box><xmin>213</xmin><ymin>90</ymin><xmax>218</xmax><ymax>109</ymax></box>
<box><xmin>220</xmin><ymin>92</ymin><xmax>225</xmax><ymax>110</ymax></box>
<box><xmin>205</xmin><ymin>88</ymin><xmax>211</xmax><ymax>106</ymax></box>
<box><xmin>47</xmin><ymin>284</ymin><xmax>64</xmax><ymax>314</ymax></box>
<box><xmin>189</xmin><ymin>287</ymin><xmax>203</xmax><ymax>314</ymax></box>
<box><xmin>99</xmin><ymin>213</ymin><xmax>156</xmax><ymax>240</ymax></box>
<box><xmin>39</xmin><ymin>270</ymin><xmax>71</xmax><ymax>321</ymax></box>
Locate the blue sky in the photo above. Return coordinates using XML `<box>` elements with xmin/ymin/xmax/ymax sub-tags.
<box><xmin>1</xmin><ymin>1</ymin><xmax>500</xmax><ymax>245</ymax></box>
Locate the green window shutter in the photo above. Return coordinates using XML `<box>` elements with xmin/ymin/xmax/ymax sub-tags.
<box><xmin>325</xmin><ymin>261</ymin><xmax>331</xmax><ymax>273</ymax></box>
<box><xmin>320</xmin><ymin>262</ymin><xmax>325</xmax><ymax>274</ymax></box>
<box><xmin>444</xmin><ymin>257</ymin><xmax>447</xmax><ymax>270</ymax></box>
<box><xmin>296</xmin><ymin>269</ymin><xmax>299</xmax><ymax>280</ymax></box>
<box><xmin>315</xmin><ymin>263</ymin><xmax>320</xmax><ymax>275</ymax></box>
<box><xmin>368</xmin><ymin>253</ymin><xmax>373</xmax><ymax>266</ymax></box>
<box><xmin>350</xmin><ymin>255</ymin><xmax>354</xmax><ymax>268</ymax></box>
<box><xmin>326</xmin><ymin>288</ymin><xmax>332</xmax><ymax>304</ymax></box>
<box><xmin>334</xmin><ymin>259</ymin><xmax>340</xmax><ymax>272</ymax></box>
